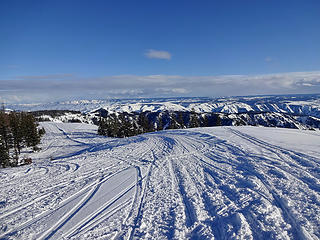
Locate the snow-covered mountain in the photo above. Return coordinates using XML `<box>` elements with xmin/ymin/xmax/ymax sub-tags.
<box><xmin>1</xmin><ymin>122</ymin><xmax>320</xmax><ymax>239</ymax></box>
<box><xmin>7</xmin><ymin>94</ymin><xmax>320</xmax><ymax>118</ymax></box>
<box><xmin>12</xmin><ymin>94</ymin><xmax>319</xmax><ymax>135</ymax></box>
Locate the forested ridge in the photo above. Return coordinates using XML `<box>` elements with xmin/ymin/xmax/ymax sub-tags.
<box><xmin>97</xmin><ymin>110</ymin><xmax>222</xmax><ymax>138</ymax></box>
<box><xmin>0</xmin><ymin>109</ymin><xmax>44</xmax><ymax>167</ymax></box>
<box><xmin>96</xmin><ymin>109</ymin><xmax>320</xmax><ymax>138</ymax></box>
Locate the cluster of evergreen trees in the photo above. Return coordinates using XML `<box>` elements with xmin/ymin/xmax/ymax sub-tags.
<box><xmin>0</xmin><ymin>110</ymin><xmax>44</xmax><ymax>167</ymax></box>
<box><xmin>97</xmin><ymin>111</ymin><xmax>222</xmax><ymax>138</ymax></box>
<box><xmin>97</xmin><ymin>108</ymin><xmax>315</xmax><ymax>139</ymax></box>
<box><xmin>98</xmin><ymin>112</ymin><xmax>153</xmax><ymax>137</ymax></box>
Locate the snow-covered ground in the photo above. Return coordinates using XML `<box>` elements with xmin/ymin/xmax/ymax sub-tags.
<box><xmin>1</xmin><ymin>123</ymin><xmax>320</xmax><ymax>239</ymax></box>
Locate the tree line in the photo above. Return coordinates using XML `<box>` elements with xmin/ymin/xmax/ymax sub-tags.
<box><xmin>98</xmin><ymin>112</ymin><xmax>154</xmax><ymax>138</ymax></box>
<box><xmin>0</xmin><ymin>110</ymin><xmax>45</xmax><ymax>167</ymax></box>
<box><xmin>96</xmin><ymin>108</ymin><xmax>318</xmax><ymax>138</ymax></box>
<box><xmin>97</xmin><ymin>110</ymin><xmax>222</xmax><ymax>138</ymax></box>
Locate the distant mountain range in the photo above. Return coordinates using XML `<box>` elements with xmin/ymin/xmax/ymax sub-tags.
<box><xmin>7</xmin><ymin>94</ymin><xmax>320</xmax><ymax>136</ymax></box>
<box><xmin>7</xmin><ymin>94</ymin><xmax>320</xmax><ymax>116</ymax></box>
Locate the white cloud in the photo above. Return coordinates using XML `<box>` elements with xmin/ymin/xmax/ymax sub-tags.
<box><xmin>144</xmin><ymin>49</ymin><xmax>171</xmax><ymax>60</ymax></box>
<box><xmin>155</xmin><ymin>87</ymin><xmax>190</xmax><ymax>94</ymax></box>
<box><xmin>265</xmin><ymin>57</ymin><xmax>272</xmax><ymax>62</ymax></box>
<box><xmin>1</xmin><ymin>71</ymin><xmax>320</xmax><ymax>103</ymax></box>
<box><xmin>301</xmin><ymin>83</ymin><xmax>314</xmax><ymax>87</ymax></box>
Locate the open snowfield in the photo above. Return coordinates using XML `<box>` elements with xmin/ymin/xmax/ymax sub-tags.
<box><xmin>1</xmin><ymin>123</ymin><xmax>320</xmax><ymax>239</ymax></box>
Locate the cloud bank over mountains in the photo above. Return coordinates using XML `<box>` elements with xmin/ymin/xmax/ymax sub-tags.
<box><xmin>1</xmin><ymin>71</ymin><xmax>320</xmax><ymax>103</ymax></box>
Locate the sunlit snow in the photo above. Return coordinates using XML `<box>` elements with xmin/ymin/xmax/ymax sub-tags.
<box><xmin>1</xmin><ymin>123</ymin><xmax>320</xmax><ymax>239</ymax></box>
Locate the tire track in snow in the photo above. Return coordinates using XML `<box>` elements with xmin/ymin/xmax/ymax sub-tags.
<box><xmin>56</xmin><ymin>126</ymin><xmax>91</xmax><ymax>146</ymax></box>
<box><xmin>170</xmin><ymin>133</ymin><xmax>255</xmax><ymax>239</ymax></box>
<box><xmin>1</xmin><ymin>147</ymin><xmax>132</xmax><ymax>222</ymax></box>
<box><xmin>174</xmin><ymin>134</ymin><xmax>256</xmax><ymax>239</ymax></box>
<box><xmin>184</xmin><ymin>129</ymin><xmax>304</xmax><ymax>239</ymax></box>
<box><xmin>161</xmin><ymin>136</ymin><xmax>198</xmax><ymax>230</ymax></box>
<box><xmin>229</xmin><ymin>128</ymin><xmax>320</xmax><ymax>195</ymax></box>
<box><xmin>159</xmin><ymin>135</ymin><xmax>215</xmax><ymax>238</ymax></box>
<box><xmin>1</xmin><ymin>123</ymin><xmax>143</xmax><ymax>239</ymax></box>
<box><xmin>38</xmin><ymin>167</ymin><xmax>137</xmax><ymax>240</ymax></box>
<box><xmin>58</xmin><ymin>168</ymin><xmax>138</xmax><ymax>239</ymax></box>
<box><xmin>0</xmin><ymin>162</ymin><xmax>99</xmax><ymax>221</ymax></box>
<box><xmin>117</xmin><ymin>135</ymin><xmax>189</xmax><ymax>239</ymax></box>
<box><xmin>227</xmin><ymin>128</ymin><xmax>318</xmax><ymax>239</ymax></box>
<box><xmin>67</xmin><ymin>198</ymin><xmax>133</xmax><ymax>238</ymax></box>
<box><xmin>0</xmin><ymin>167</ymin><xmax>134</xmax><ymax>240</ymax></box>
<box><xmin>116</xmin><ymin>137</ymin><xmax>165</xmax><ymax>240</ymax></box>
<box><xmin>229</xmin><ymin>128</ymin><xmax>320</xmax><ymax>171</ymax></box>
<box><xmin>165</xmin><ymin>138</ymin><xmax>189</xmax><ymax>239</ymax></box>
<box><xmin>125</xmin><ymin>165</ymin><xmax>152</xmax><ymax>240</ymax></box>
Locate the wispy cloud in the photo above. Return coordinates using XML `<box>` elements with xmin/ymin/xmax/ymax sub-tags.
<box><xmin>1</xmin><ymin>71</ymin><xmax>320</xmax><ymax>103</ymax></box>
<box><xmin>144</xmin><ymin>49</ymin><xmax>172</xmax><ymax>60</ymax></box>
<box><xmin>265</xmin><ymin>57</ymin><xmax>272</xmax><ymax>62</ymax></box>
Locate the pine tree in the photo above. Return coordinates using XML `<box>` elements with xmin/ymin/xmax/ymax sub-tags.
<box><xmin>189</xmin><ymin>109</ymin><xmax>200</xmax><ymax>128</ymax></box>
<box><xmin>119</xmin><ymin>115</ymin><xmax>135</xmax><ymax>137</ymax></box>
<box><xmin>0</xmin><ymin>140</ymin><xmax>9</xmax><ymax>168</ymax></box>
<box><xmin>22</xmin><ymin>113</ymin><xmax>40</xmax><ymax>149</ymax></box>
<box><xmin>98</xmin><ymin>118</ymin><xmax>107</xmax><ymax>136</ymax></box>
<box><xmin>216</xmin><ymin>114</ymin><xmax>222</xmax><ymax>126</ymax></box>
<box><xmin>168</xmin><ymin>113</ymin><xmax>179</xmax><ymax>129</ymax></box>
<box><xmin>177</xmin><ymin>112</ymin><xmax>184</xmax><ymax>128</ymax></box>
<box><xmin>9</xmin><ymin>112</ymin><xmax>23</xmax><ymax>154</ymax></box>
<box><xmin>157</xmin><ymin>114</ymin><xmax>163</xmax><ymax>131</ymax></box>
<box><xmin>0</xmin><ymin>111</ymin><xmax>42</xmax><ymax>167</ymax></box>
<box><xmin>203</xmin><ymin>114</ymin><xmax>209</xmax><ymax>127</ymax></box>
<box><xmin>0</xmin><ymin>112</ymin><xmax>10</xmax><ymax>155</ymax></box>
<box><xmin>138</xmin><ymin>112</ymin><xmax>151</xmax><ymax>133</ymax></box>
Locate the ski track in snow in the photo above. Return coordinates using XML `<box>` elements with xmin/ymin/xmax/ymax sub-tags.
<box><xmin>1</xmin><ymin>122</ymin><xmax>320</xmax><ymax>239</ymax></box>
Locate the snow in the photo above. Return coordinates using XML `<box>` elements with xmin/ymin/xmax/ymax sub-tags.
<box><xmin>7</xmin><ymin>95</ymin><xmax>320</xmax><ymax>117</ymax></box>
<box><xmin>1</xmin><ymin>123</ymin><xmax>320</xmax><ymax>239</ymax></box>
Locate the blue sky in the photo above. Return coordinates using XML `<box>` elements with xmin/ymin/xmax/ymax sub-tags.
<box><xmin>1</xmin><ymin>0</ymin><xmax>320</xmax><ymax>103</ymax></box>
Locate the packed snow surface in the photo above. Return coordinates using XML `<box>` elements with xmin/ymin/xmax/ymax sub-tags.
<box><xmin>1</xmin><ymin>123</ymin><xmax>320</xmax><ymax>239</ymax></box>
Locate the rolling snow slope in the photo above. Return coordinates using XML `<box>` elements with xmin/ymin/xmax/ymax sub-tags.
<box><xmin>0</xmin><ymin>123</ymin><xmax>320</xmax><ymax>239</ymax></box>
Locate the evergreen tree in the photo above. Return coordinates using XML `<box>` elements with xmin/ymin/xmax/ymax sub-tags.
<box><xmin>177</xmin><ymin>112</ymin><xmax>185</xmax><ymax>128</ymax></box>
<box><xmin>119</xmin><ymin>115</ymin><xmax>135</xmax><ymax>137</ymax></box>
<box><xmin>168</xmin><ymin>113</ymin><xmax>179</xmax><ymax>129</ymax></box>
<box><xmin>216</xmin><ymin>114</ymin><xmax>222</xmax><ymax>126</ymax></box>
<box><xmin>0</xmin><ymin>112</ymin><xmax>10</xmax><ymax>154</ymax></box>
<box><xmin>22</xmin><ymin>114</ymin><xmax>40</xmax><ymax>149</ymax></box>
<box><xmin>203</xmin><ymin>114</ymin><xmax>209</xmax><ymax>127</ymax></box>
<box><xmin>157</xmin><ymin>114</ymin><xmax>164</xmax><ymax>131</ymax></box>
<box><xmin>0</xmin><ymin>111</ymin><xmax>43</xmax><ymax>167</ymax></box>
<box><xmin>9</xmin><ymin>112</ymin><xmax>23</xmax><ymax>154</ymax></box>
<box><xmin>138</xmin><ymin>112</ymin><xmax>152</xmax><ymax>133</ymax></box>
<box><xmin>189</xmin><ymin>109</ymin><xmax>200</xmax><ymax>128</ymax></box>
<box><xmin>98</xmin><ymin>118</ymin><xmax>107</xmax><ymax>136</ymax></box>
<box><xmin>0</xmin><ymin>140</ymin><xmax>9</xmax><ymax>168</ymax></box>
<box><xmin>111</xmin><ymin>114</ymin><xmax>121</xmax><ymax>137</ymax></box>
